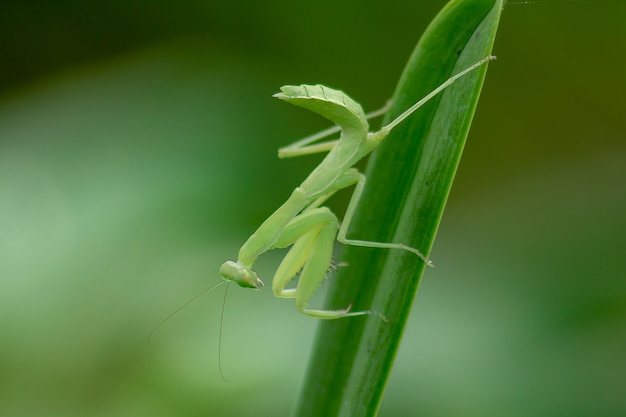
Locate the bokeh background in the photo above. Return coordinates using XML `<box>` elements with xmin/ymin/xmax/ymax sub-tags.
<box><xmin>1</xmin><ymin>1</ymin><xmax>624</xmax><ymax>416</ymax></box>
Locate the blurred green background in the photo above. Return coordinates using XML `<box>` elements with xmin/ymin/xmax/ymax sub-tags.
<box><xmin>1</xmin><ymin>1</ymin><xmax>625</xmax><ymax>416</ymax></box>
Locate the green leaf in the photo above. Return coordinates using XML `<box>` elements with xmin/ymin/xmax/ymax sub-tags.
<box><xmin>292</xmin><ymin>0</ymin><xmax>503</xmax><ymax>416</ymax></box>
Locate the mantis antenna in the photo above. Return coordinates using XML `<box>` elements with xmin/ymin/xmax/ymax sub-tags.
<box><xmin>148</xmin><ymin>280</ymin><xmax>235</xmax><ymax>381</ymax></box>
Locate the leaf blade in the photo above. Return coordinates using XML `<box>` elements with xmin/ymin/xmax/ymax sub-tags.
<box><xmin>293</xmin><ymin>0</ymin><xmax>503</xmax><ymax>416</ymax></box>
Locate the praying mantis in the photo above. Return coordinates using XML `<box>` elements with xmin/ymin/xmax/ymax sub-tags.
<box><xmin>219</xmin><ymin>55</ymin><xmax>496</xmax><ymax>320</ymax></box>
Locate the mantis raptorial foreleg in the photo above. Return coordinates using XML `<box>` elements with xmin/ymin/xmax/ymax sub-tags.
<box><xmin>269</xmin><ymin>206</ymin><xmax>383</xmax><ymax>319</ymax></box>
<box><xmin>219</xmin><ymin>55</ymin><xmax>496</xmax><ymax>319</ymax></box>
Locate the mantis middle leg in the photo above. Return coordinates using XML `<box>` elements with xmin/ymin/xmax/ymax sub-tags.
<box><xmin>329</xmin><ymin>170</ymin><xmax>435</xmax><ymax>267</ymax></box>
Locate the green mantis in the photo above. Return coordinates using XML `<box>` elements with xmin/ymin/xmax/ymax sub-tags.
<box><xmin>220</xmin><ymin>55</ymin><xmax>496</xmax><ymax>320</ymax></box>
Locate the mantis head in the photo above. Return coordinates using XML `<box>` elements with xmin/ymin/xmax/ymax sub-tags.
<box><xmin>219</xmin><ymin>261</ymin><xmax>264</xmax><ymax>289</ymax></box>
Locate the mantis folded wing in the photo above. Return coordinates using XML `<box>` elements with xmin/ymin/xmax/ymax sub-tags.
<box><xmin>220</xmin><ymin>55</ymin><xmax>495</xmax><ymax>319</ymax></box>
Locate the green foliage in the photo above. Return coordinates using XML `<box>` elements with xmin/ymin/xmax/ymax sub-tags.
<box><xmin>1</xmin><ymin>1</ymin><xmax>626</xmax><ymax>417</ymax></box>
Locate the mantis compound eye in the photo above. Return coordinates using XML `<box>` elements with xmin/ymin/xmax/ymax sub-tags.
<box><xmin>219</xmin><ymin>261</ymin><xmax>264</xmax><ymax>289</ymax></box>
